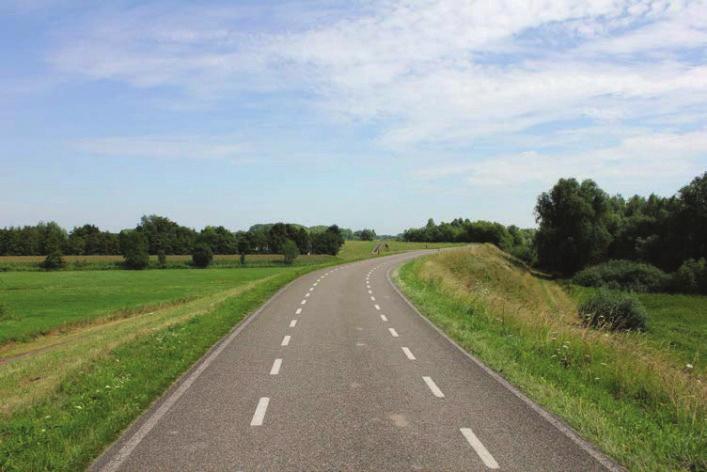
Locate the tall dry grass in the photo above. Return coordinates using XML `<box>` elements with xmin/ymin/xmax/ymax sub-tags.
<box><xmin>411</xmin><ymin>245</ymin><xmax>705</xmax><ymax>468</ymax></box>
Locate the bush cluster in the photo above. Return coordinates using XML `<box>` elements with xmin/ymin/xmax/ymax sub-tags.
<box><xmin>573</xmin><ymin>260</ymin><xmax>670</xmax><ymax>293</ymax></box>
<box><xmin>41</xmin><ymin>250</ymin><xmax>66</xmax><ymax>270</ymax></box>
<box><xmin>579</xmin><ymin>290</ymin><xmax>647</xmax><ymax>331</ymax></box>
<box><xmin>672</xmin><ymin>258</ymin><xmax>707</xmax><ymax>294</ymax></box>
<box><xmin>574</xmin><ymin>258</ymin><xmax>707</xmax><ymax>295</ymax></box>
<box><xmin>191</xmin><ymin>244</ymin><xmax>213</xmax><ymax>268</ymax></box>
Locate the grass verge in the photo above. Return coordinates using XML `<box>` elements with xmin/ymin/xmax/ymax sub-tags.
<box><xmin>395</xmin><ymin>245</ymin><xmax>705</xmax><ymax>472</ymax></box>
<box><xmin>0</xmin><ymin>268</ymin><xmax>308</xmax><ymax>471</ymax></box>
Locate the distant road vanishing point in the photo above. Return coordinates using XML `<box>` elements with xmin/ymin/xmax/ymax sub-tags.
<box><xmin>92</xmin><ymin>251</ymin><xmax>619</xmax><ymax>471</ymax></box>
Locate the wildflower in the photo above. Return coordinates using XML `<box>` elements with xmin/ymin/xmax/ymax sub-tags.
<box><xmin>686</xmin><ymin>363</ymin><xmax>694</xmax><ymax>370</ymax></box>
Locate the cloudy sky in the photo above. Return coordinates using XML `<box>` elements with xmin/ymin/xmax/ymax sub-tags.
<box><xmin>2</xmin><ymin>0</ymin><xmax>706</xmax><ymax>233</ymax></box>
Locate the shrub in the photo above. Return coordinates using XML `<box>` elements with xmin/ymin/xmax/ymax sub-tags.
<box><xmin>191</xmin><ymin>244</ymin><xmax>213</xmax><ymax>268</ymax></box>
<box><xmin>281</xmin><ymin>239</ymin><xmax>299</xmax><ymax>265</ymax></box>
<box><xmin>579</xmin><ymin>290</ymin><xmax>647</xmax><ymax>331</ymax></box>
<box><xmin>671</xmin><ymin>258</ymin><xmax>707</xmax><ymax>294</ymax></box>
<box><xmin>120</xmin><ymin>230</ymin><xmax>150</xmax><ymax>270</ymax></box>
<box><xmin>573</xmin><ymin>260</ymin><xmax>669</xmax><ymax>293</ymax></box>
<box><xmin>41</xmin><ymin>250</ymin><xmax>65</xmax><ymax>270</ymax></box>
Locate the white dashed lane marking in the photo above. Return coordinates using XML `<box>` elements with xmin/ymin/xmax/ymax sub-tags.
<box><xmin>388</xmin><ymin>328</ymin><xmax>399</xmax><ymax>337</ymax></box>
<box><xmin>289</xmin><ymin>319</ymin><xmax>297</xmax><ymax>328</ymax></box>
<box><xmin>402</xmin><ymin>347</ymin><xmax>416</xmax><ymax>360</ymax></box>
<box><xmin>380</xmin><ymin>314</ymin><xmax>388</xmax><ymax>322</ymax></box>
<box><xmin>295</xmin><ymin>308</ymin><xmax>302</xmax><ymax>315</ymax></box>
<box><xmin>281</xmin><ymin>335</ymin><xmax>291</xmax><ymax>346</ymax></box>
<box><xmin>374</xmin><ymin>304</ymin><xmax>381</xmax><ymax>311</ymax></box>
<box><xmin>270</xmin><ymin>359</ymin><xmax>282</xmax><ymax>375</ymax></box>
<box><xmin>370</xmin><ymin>296</ymin><xmax>376</xmax><ymax>301</ymax></box>
<box><xmin>301</xmin><ymin>300</ymin><xmax>307</xmax><ymax>305</ymax></box>
<box><xmin>423</xmin><ymin>376</ymin><xmax>445</xmax><ymax>398</ymax></box>
<box><xmin>460</xmin><ymin>428</ymin><xmax>499</xmax><ymax>469</ymax></box>
<box><xmin>250</xmin><ymin>397</ymin><xmax>270</xmax><ymax>426</ymax></box>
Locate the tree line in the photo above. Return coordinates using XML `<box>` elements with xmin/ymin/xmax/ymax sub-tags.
<box><xmin>401</xmin><ymin>172</ymin><xmax>707</xmax><ymax>292</ymax></box>
<box><xmin>534</xmin><ymin>172</ymin><xmax>706</xmax><ymax>276</ymax></box>
<box><xmin>402</xmin><ymin>218</ymin><xmax>536</xmax><ymax>263</ymax></box>
<box><xmin>0</xmin><ymin>216</ymin><xmax>352</xmax><ymax>258</ymax></box>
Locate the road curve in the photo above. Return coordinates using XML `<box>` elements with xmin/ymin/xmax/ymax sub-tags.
<box><xmin>91</xmin><ymin>250</ymin><xmax>619</xmax><ymax>471</ymax></box>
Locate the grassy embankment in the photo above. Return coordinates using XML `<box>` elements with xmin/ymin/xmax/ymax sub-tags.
<box><xmin>396</xmin><ymin>244</ymin><xmax>705</xmax><ymax>471</ymax></box>
<box><xmin>0</xmin><ymin>240</ymin><xmax>456</xmax><ymax>470</ymax></box>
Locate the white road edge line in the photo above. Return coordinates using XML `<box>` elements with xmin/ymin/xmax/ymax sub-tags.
<box><xmin>388</xmin><ymin>328</ymin><xmax>399</xmax><ymax>337</ymax></box>
<box><xmin>423</xmin><ymin>376</ymin><xmax>445</xmax><ymax>398</ymax></box>
<box><xmin>460</xmin><ymin>428</ymin><xmax>499</xmax><ymax>469</ymax></box>
<box><xmin>402</xmin><ymin>347</ymin><xmax>416</xmax><ymax>360</ymax></box>
<box><xmin>281</xmin><ymin>335</ymin><xmax>291</xmax><ymax>346</ymax></box>
<box><xmin>250</xmin><ymin>397</ymin><xmax>270</xmax><ymax>426</ymax></box>
<box><xmin>380</xmin><ymin>314</ymin><xmax>388</xmax><ymax>322</ymax></box>
<box><xmin>384</xmin><ymin>263</ymin><xmax>623</xmax><ymax>472</ymax></box>
<box><xmin>270</xmin><ymin>358</ymin><xmax>282</xmax><ymax>375</ymax></box>
<box><xmin>290</xmin><ymin>319</ymin><xmax>297</xmax><ymax>327</ymax></box>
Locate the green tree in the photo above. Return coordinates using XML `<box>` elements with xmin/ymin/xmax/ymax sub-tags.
<box><xmin>199</xmin><ymin>226</ymin><xmax>237</xmax><ymax>254</ymax></box>
<box><xmin>282</xmin><ymin>239</ymin><xmax>299</xmax><ymax>265</ymax></box>
<box><xmin>355</xmin><ymin>229</ymin><xmax>377</xmax><ymax>241</ymax></box>
<box><xmin>236</xmin><ymin>231</ymin><xmax>251</xmax><ymax>265</ymax></box>
<box><xmin>157</xmin><ymin>250</ymin><xmax>167</xmax><ymax>267</ymax></box>
<box><xmin>119</xmin><ymin>230</ymin><xmax>150</xmax><ymax>270</ymax></box>
<box><xmin>191</xmin><ymin>244</ymin><xmax>213</xmax><ymax>268</ymax></box>
<box><xmin>535</xmin><ymin>178</ymin><xmax>612</xmax><ymax>275</ymax></box>
<box><xmin>311</xmin><ymin>225</ymin><xmax>345</xmax><ymax>255</ymax></box>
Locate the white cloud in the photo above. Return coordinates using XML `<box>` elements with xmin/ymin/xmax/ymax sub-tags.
<box><xmin>415</xmin><ymin>129</ymin><xmax>707</xmax><ymax>187</ymax></box>
<box><xmin>50</xmin><ymin>0</ymin><xmax>707</xmax><ymax>175</ymax></box>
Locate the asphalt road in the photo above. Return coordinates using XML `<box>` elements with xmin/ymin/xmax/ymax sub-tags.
<box><xmin>92</xmin><ymin>250</ymin><xmax>619</xmax><ymax>471</ymax></box>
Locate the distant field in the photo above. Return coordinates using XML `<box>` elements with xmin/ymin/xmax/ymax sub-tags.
<box><xmin>0</xmin><ymin>240</ymin><xmax>459</xmax><ymax>270</ymax></box>
<box><xmin>0</xmin><ymin>253</ymin><xmax>335</xmax><ymax>269</ymax></box>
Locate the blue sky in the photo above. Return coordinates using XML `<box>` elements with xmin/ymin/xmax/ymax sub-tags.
<box><xmin>2</xmin><ymin>0</ymin><xmax>706</xmax><ymax>234</ymax></box>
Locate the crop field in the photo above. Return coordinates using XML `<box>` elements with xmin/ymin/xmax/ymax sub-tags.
<box><xmin>396</xmin><ymin>245</ymin><xmax>706</xmax><ymax>471</ymax></box>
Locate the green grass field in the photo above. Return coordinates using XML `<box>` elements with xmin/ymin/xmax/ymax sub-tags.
<box><xmin>396</xmin><ymin>245</ymin><xmax>705</xmax><ymax>471</ymax></box>
<box><xmin>0</xmin><ymin>268</ymin><xmax>288</xmax><ymax>344</ymax></box>
<box><xmin>571</xmin><ymin>286</ymin><xmax>706</xmax><ymax>374</ymax></box>
<box><xmin>0</xmin><ymin>240</ymin><xmax>458</xmax><ymax>345</ymax></box>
